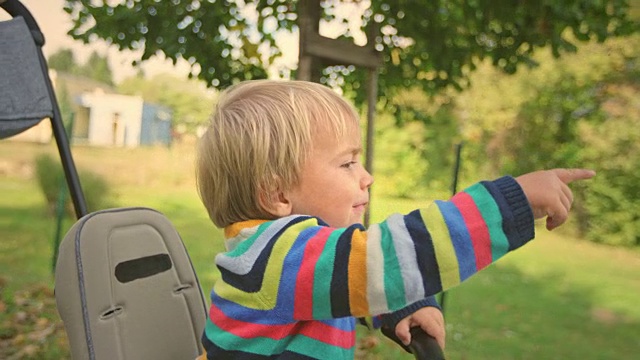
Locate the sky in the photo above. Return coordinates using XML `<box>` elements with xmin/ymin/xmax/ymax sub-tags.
<box><xmin>2</xmin><ymin>0</ymin><xmax>192</xmax><ymax>83</ymax></box>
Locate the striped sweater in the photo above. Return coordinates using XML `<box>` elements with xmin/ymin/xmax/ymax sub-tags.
<box><xmin>202</xmin><ymin>176</ymin><xmax>535</xmax><ymax>359</ymax></box>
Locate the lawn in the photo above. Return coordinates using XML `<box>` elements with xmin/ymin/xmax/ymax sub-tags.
<box><xmin>1</xmin><ymin>140</ymin><xmax>638</xmax><ymax>359</ymax></box>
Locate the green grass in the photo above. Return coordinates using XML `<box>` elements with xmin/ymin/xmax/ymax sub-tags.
<box><xmin>1</xmin><ymin>141</ymin><xmax>639</xmax><ymax>359</ymax></box>
<box><xmin>441</xmin><ymin>232</ymin><xmax>640</xmax><ymax>359</ymax></box>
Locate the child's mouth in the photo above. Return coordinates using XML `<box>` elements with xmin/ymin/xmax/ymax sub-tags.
<box><xmin>353</xmin><ymin>202</ymin><xmax>368</xmax><ymax>214</ymax></box>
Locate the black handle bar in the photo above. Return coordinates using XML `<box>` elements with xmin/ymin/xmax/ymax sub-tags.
<box><xmin>408</xmin><ymin>327</ymin><xmax>445</xmax><ymax>360</ymax></box>
<box><xmin>0</xmin><ymin>0</ymin><xmax>45</xmax><ymax>46</ymax></box>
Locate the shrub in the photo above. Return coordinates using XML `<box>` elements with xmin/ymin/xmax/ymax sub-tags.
<box><xmin>34</xmin><ymin>153</ymin><xmax>112</xmax><ymax>216</ymax></box>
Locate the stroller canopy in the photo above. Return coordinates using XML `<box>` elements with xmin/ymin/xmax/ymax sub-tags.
<box><xmin>0</xmin><ymin>15</ymin><xmax>53</xmax><ymax>139</ymax></box>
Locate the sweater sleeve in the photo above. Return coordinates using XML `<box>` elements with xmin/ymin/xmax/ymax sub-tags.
<box><xmin>213</xmin><ymin>176</ymin><xmax>534</xmax><ymax>321</ymax></box>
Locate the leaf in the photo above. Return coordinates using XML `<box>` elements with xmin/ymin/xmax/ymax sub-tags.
<box><xmin>61</xmin><ymin>0</ymin><xmax>638</xmax><ymax>97</ymax></box>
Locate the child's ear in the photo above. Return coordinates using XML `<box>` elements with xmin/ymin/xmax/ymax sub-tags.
<box><xmin>258</xmin><ymin>188</ymin><xmax>292</xmax><ymax>218</ymax></box>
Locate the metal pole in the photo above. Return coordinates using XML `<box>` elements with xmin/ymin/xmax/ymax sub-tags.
<box><xmin>438</xmin><ymin>142</ymin><xmax>463</xmax><ymax>315</ymax></box>
<box><xmin>297</xmin><ymin>0</ymin><xmax>321</xmax><ymax>82</ymax></box>
<box><xmin>363</xmin><ymin>68</ymin><xmax>378</xmax><ymax>227</ymax></box>
<box><xmin>38</xmin><ymin>49</ymin><xmax>87</xmax><ymax>219</ymax></box>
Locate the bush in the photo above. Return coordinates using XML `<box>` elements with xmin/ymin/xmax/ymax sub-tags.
<box><xmin>34</xmin><ymin>153</ymin><xmax>112</xmax><ymax>216</ymax></box>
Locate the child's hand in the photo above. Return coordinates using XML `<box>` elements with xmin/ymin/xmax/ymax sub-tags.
<box><xmin>516</xmin><ymin>168</ymin><xmax>596</xmax><ymax>230</ymax></box>
<box><xmin>394</xmin><ymin>306</ymin><xmax>445</xmax><ymax>350</ymax></box>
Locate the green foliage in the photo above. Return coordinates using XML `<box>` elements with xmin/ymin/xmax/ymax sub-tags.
<box><xmin>34</xmin><ymin>154</ymin><xmax>64</xmax><ymax>210</ymax></box>
<box><xmin>371</xmin><ymin>89</ymin><xmax>462</xmax><ymax>199</ymax></box>
<box><xmin>577</xmin><ymin>86</ymin><xmax>640</xmax><ymax>246</ymax></box>
<box><xmin>499</xmin><ymin>72</ymin><xmax>604</xmax><ymax>173</ymax></box>
<box><xmin>117</xmin><ymin>73</ymin><xmax>215</xmax><ymax>133</ymax></box>
<box><xmin>56</xmin><ymin>83</ymin><xmax>74</xmax><ymax>126</ymax></box>
<box><xmin>34</xmin><ymin>154</ymin><xmax>113</xmax><ymax>216</ymax></box>
<box><xmin>83</xmin><ymin>52</ymin><xmax>114</xmax><ymax>85</ymax></box>
<box><xmin>371</xmin><ymin>112</ymin><xmax>431</xmax><ymax>199</ymax></box>
<box><xmin>47</xmin><ymin>48</ymin><xmax>114</xmax><ymax>86</ymax></box>
<box><xmin>63</xmin><ymin>0</ymin><xmax>638</xmax><ymax>97</ymax></box>
<box><xmin>47</xmin><ymin>48</ymin><xmax>76</xmax><ymax>73</ymax></box>
<box><xmin>471</xmin><ymin>35</ymin><xmax>640</xmax><ymax>246</ymax></box>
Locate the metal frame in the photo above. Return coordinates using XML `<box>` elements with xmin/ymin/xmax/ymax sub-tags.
<box><xmin>1</xmin><ymin>0</ymin><xmax>87</xmax><ymax>219</ymax></box>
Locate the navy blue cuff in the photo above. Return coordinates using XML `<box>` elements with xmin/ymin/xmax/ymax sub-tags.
<box><xmin>379</xmin><ymin>297</ymin><xmax>441</xmax><ymax>354</ymax></box>
<box><xmin>492</xmin><ymin>176</ymin><xmax>535</xmax><ymax>244</ymax></box>
<box><xmin>380</xmin><ymin>296</ymin><xmax>441</xmax><ymax>329</ymax></box>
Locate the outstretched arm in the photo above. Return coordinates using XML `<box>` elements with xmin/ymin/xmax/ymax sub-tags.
<box><xmin>213</xmin><ymin>170</ymin><xmax>594</xmax><ymax>321</ymax></box>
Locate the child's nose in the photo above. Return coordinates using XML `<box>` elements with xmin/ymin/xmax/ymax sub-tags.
<box><xmin>361</xmin><ymin>169</ymin><xmax>374</xmax><ymax>189</ymax></box>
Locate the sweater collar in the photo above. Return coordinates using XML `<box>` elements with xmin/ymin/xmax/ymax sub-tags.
<box><xmin>223</xmin><ymin>219</ymin><xmax>268</xmax><ymax>251</ymax></box>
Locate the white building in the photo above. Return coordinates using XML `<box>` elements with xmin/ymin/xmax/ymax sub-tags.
<box><xmin>9</xmin><ymin>71</ymin><xmax>172</xmax><ymax>147</ymax></box>
<box><xmin>75</xmin><ymin>89</ymin><xmax>144</xmax><ymax>147</ymax></box>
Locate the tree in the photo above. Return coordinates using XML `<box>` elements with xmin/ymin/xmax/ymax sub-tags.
<box><xmin>48</xmin><ymin>48</ymin><xmax>78</xmax><ymax>73</ymax></box>
<box><xmin>63</xmin><ymin>0</ymin><xmax>638</xmax><ymax>101</ymax></box>
<box><xmin>81</xmin><ymin>51</ymin><xmax>114</xmax><ymax>85</ymax></box>
<box><xmin>118</xmin><ymin>73</ymin><xmax>215</xmax><ymax>134</ymax></box>
<box><xmin>460</xmin><ymin>35</ymin><xmax>640</xmax><ymax>246</ymax></box>
<box><xmin>47</xmin><ymin>48</ymin><xmax>114</xmax><ymax>85</ymax></box>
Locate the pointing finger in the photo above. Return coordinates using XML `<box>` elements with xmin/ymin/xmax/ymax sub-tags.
<box><xmin>553</xmin><ymin>169</ymin><xmax>596</xmax><ymax>184</ymax></box>
<box><xmin>559</xmin><ymin>183</ymin><xmax>573</xmax><ymax>211</ymax></box>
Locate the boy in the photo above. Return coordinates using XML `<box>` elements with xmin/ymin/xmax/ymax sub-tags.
<box><xmin>195</xmin><ymin>80</ymin><xmax>594</xmax><ymax>359</ymax></box>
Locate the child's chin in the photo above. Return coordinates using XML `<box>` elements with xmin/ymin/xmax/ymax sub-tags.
<box><xmin>349</xmin><ymin>214</ymin><xmax>365</xmax><ymax>226</ymax></box>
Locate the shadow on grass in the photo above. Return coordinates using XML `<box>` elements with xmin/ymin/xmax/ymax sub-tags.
<box><xmin>0</xmin><ymin>201</ymin><xmax>72</xmax><ymax>286</ymax></box>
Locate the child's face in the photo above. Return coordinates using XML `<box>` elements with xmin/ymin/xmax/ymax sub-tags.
<box><xmin>285</xmin><ymin>122</ymin><xmax>373</xmax><ymax>228</ymax></box>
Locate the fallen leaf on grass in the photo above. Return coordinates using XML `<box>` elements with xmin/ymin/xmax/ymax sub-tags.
<box><xmin>5</xmin><ymin>344</ymin><xmax>38</xmax><ymax>360</ymax></box>
<box><xmin>27</xmin><ymin>324</ymin><xmax>55</xmax><ymax>342</ymax></box>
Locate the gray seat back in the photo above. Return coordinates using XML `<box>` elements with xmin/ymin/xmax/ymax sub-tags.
<box><xmin>55</xmin><ymin>207</ymin><xmax>207</xmax><ymax>360</ymax></box>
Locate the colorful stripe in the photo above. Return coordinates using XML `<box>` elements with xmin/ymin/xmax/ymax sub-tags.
<box><xmin>365</xmin><ymin>224</ymin><xmax>388</xmax><ymax>314</ymax></box>
<box><xmin>331</xmin><ymin>227</ymin><xmax>355</xmax><ymax>317</ymax></box>
<box><xmin>312</xmin><ymin>230</ymin><xmax>341</xmax><ymax>319</ymax></box>
<box><xmin>203</xmin><ymin>177</ymin><xmax>535</xmax><ymax>359</ymax></box>
<box><xmin>422</xmin><ymin>202</ymin><xmax>461</xmax><ymax>289</ymax></box>
<box><xmin>379</xmin><ymin>221</ymin><xmax>406</xmax><ymax>312</ymax></box>
<box><xmin>452</xmin><ymin>191</ymin><xmax>493</xmax><ymax>270</ymax></box>
<box><xmin>437</xmin><ymin>200</ymin><xmax>477</xmax><ymax>281</ymax></box>
<box><xmin>276</xmin><ymin>226</ymin><xmax>318</xmax><ymax>317</ymax></box>
<box><xmin>214</xmin><ymin>218</ymin><xmax>311</xmax><ymax>309</ymax></box>
<box><xmin>386</xmin><ymin>213</ymin><xmax>425</xmax><ymax>304</ymax></box>
<box><xmin>205</xmin><ymin>313</ymin><xmax>355</xmax><ymax>358</ymax></box>
<box><xmin>466</xmin><ymin>183</ymin><xmax>510</xmax><ymax>260</ymax></box>
<box><xmin>209</xmin><ymin>302</ymin><xmax>355</xmax><ymax>348</ymax></box>
<box><xmin>294</xmin><ymin>227</ymin><xmax>331</xmax><ymax>320</ymax></box>
<box><xmin>224</xmin><ymin>219</ymin><xmax>267</xmax><ymax>238</ymax></box>
<box><xmin>347</xmin><ymin>229</ymin><xmax>369</xmax><ymax>316</ymax></box>
<box><xmin>404</xmin><ymin>210</ymin><xmax>442</xmax><ymax>297</ymax></box>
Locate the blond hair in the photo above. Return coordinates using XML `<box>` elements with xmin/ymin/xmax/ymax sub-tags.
<box><xmin>196</xmin><ymin>80</ymin><xmax>360</xmax><ymax>228</ymax></box>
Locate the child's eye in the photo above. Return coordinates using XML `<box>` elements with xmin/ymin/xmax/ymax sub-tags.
<box><xmin>341</xmin><ymin>161</ymin><xmax>357</xmax><ymax>169</ymax></box>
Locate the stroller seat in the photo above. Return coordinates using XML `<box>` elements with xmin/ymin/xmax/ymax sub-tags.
<box><xmin>55</xmin><ymin>207</ymin><xmax>208</xmax><ymax>360</ymax></box>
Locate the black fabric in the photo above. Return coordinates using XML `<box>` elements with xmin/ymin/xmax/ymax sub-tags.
<box><xmin>114</xmin><ymin>253</ymin><xmax>173</xmax><ymax>283</ymax></box>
